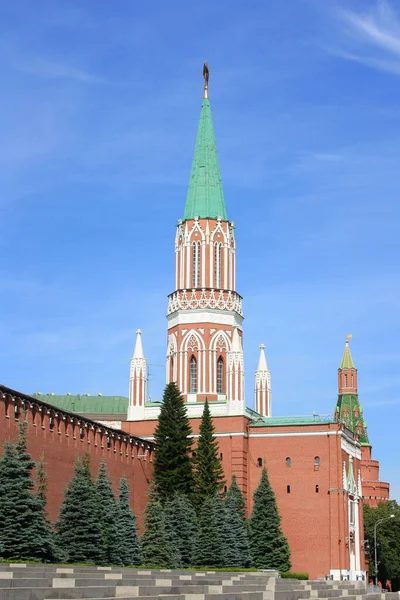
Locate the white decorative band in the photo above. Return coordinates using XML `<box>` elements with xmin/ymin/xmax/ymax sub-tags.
<box><xmin>168</xmin><ymin>288</ymin><xmax>243</xmax><ymax>317</ymax></box>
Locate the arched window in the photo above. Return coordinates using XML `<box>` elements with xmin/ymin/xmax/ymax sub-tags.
<box><xmin>214</xmin><ymin>243</ymin><xmax>221</xmax><ymax>288</ymax></box>
<box><xmin>192</xmin><ymin>242</ymin><xmax>201</xmax><ymax>287</ymax></box>
<box><xmin>351</xmin><ymin>374</ymin><xmax>354</xmax><ymax>387</ymax></box>
<box><xmin>286</xmin><ymin>457</ymin><xmax>291</xmax><ymax>467</ymax></box>
<box><xmin>170</xmin><ymin>356</ymin><xmax>174</xmax><ymax>382</ymax></box>
<box><xmin>257</xmin><ymin>457</ymin><xmax>263</xmax><ymax>467</ymax></box>
<box><xmin>314</xmin><ymin>456</ymin><xmax>320</xmax><ymax>467</ymax></box>
<box><xmin>344</xmin><ymin>374</ymin><xmax>348</xmax><ymax>388</ymax></box>
<box><xmin>190</xmin><ymin>355</ymin><xmax>197</xmax><ymax>393</ymax></box>
<box><xmin>287</xmin><ymin>485</ymin><xmax>291</xmax><ymax>494</ymax></box>
<box><xmin>217</xmin><ymin>356</ymin><xmax>224</xmax><ymax>393</ymax></box>
<box><xmin>315</xmin><ymin>485</ymin><xmax>319</xmax><ymax>493</ymax></box>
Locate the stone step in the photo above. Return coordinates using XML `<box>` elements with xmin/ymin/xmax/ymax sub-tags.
<box><xmin>310</xmin><ymin>591</ymin><xmax>347</xmax><ymax>598</ymax></box>
<box><xmin>0</xmin><ymin>577</ymin><xmax>271</xmax><ymax>592</ymax></box>
<box><xmin>274</xmin><ymin>591</ymin><xmax>311</xmax><ymax>600</ymax></box>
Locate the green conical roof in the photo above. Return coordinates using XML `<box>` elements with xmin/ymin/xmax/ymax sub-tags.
<box><xmin>184</xmin><ymin>98</ymin><xmax>227</xmax><ymax>222</ymax></box>
<box><xmin>335</xmin><ymin>337</ymin><xmax>369</xmax><ymax>445</ymax></box>
<box><xmin>340</xmin><ymin>340</ymin><xmax>355</xmax><ymax>369</ymax></box>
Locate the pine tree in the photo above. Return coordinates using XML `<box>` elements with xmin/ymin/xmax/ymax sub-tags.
<box><xmin>192</xmin><ymin>399</ymin><xmax>225</xmax><ymax>508</ymax></box>
<box><xmin>225</xmin><ymin>492</ymin><xmax>252</xmax><ymax>567</ymax></box>
<box><xmin>36</xmin><ymin>455</ymin><xmax>48</xmax><ymax>509</ymax></box>
<box><xmin>36</xmin><ymin>454</ymin><xmax>64</xmax><ymax>562</ymax></box>
<box><xmin>249</xmin><ymin>467</ymin><xmax>291</xmax><ymax>571</ymax></box>
<box><xmin>0</xmin><ymin>442</ymin><xmax>58</xmax><ymax>561</ymax></box>
<box><xmin>153</xmin><ymin>382</ymin><xmax>194</xmax><ymax>501</ymax></box>
<box><xmin>163</xmin><ymin>498</ymin><xmax>183</xmax><ymax>569</ymax></box>
<box><xmin>96</xmin><ymin>463</ymin><xmax>121</xmax><ymax>565</ymax></box>
<box><xmin>141</xmin><ymin>484</ymin><xmax>175</xmax><ymax>567</ymax></box>
<box><xmin>213</xmin><ymin>492</ymin><xmax>229</xmax><ymax>567</ymax></box>
<box><xmin>226</xmin><ymin>474</ymin><xmax>246</xmax><ymax>520</ymax></box>
<box><xmin>164</xmin><ymin>494</ymin><xmax>197</xmax><ymax>567</ymax></box>
<box><xmin>115</xmin><ymin>477</ymin><xmax>142</xmax><ymax>566</ymax></box>
<box><xmin>192</xmin><ymin>496</ymin><xmax>225</xmax><ymax>567</ymax></box>
<box><xmin>57</xmin><ymin>454</ymin><xmax>105</xmax><ymax>564</ymax></box>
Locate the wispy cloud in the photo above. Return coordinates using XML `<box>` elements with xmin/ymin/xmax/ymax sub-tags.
<box><xmin>14</xmin><ymin>55</ymin><xmax>108</xmax><ymax>84</ymax></box>
<box><xmin>332</xmin><ymin>0</ymin><xmax>400</xmax><ymax>76</ymax></box>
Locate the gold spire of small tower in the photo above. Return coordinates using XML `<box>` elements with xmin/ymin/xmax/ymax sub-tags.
<box><xmin>203</xmin><ymin>62</ymin><xmax>209</xmax><ymax>98</ymax></box>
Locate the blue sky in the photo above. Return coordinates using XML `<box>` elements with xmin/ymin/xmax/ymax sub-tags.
<box><xmin>1</xmin><ymin>0</ymin><xmax>399</xmax><ymax>498</ymax></box>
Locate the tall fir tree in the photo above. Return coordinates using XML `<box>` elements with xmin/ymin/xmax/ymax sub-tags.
<box><xmin>249</xmin><ymin>467</ymin><xmax>291</xmax><ymax>571</ymax></box>
<box><xmin>226</xmin><ymin>474</ymin><xmax>246</xmax><ymax>521</ymax></box>
<box><xmin>57</xmin><ymin>454</ymin><xmax>105</xmax><ymax>564</ymax></box>
<box><xmin>213</xmin><ymin>492</ymin><xmax>229</xmax><ymax>567</ymax></box>
<box><xmin>153</xmin><ymin>382</ymin><xmax>194</xmax><ymax>501</ymax></box>
<box><xmin>192</xmin><ymin>399</ymin><xmax>225</xmax><ymax>508</ymax></box>
<box><xmin>192</xmin><ymin>495</ymin><xmax>225</xmax><ymax>567</ymax></box>
<box><xmin>164</xmin><ymin>494</ymin><xmax>197</xmax><ymax>567</ymax></box>
<box><xmin>36</xmin><ymin>454</ymin><xmax>48</xmax><ymax>509</ymax></box>
<box><xmin>141</xmin><ymin>484</ymin><xmax>176</xmax><ymax>567</ymax></box>
<box><xmin>225</xmin><ymin>492</ymin><xmax>252</xmax><ymax>567</ymax></box>
<box><xmin>0</xmin><ymin>441</ymin><xmax>58</xmax><ymax>561</ymax></box>
<box><xmin>95</xmin><ymin>463</ymin><xmax>121</xmax><ymax>565</ymax></box>
<box><xmin>115</xmin><ymin>477</ymin><xmax>142</xmax><ymax>566</ymax></box>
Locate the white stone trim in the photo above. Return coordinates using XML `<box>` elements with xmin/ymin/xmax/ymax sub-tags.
<box><xmin>167</xmin><ymin>309</ymin><xmax>243</xmax><ymax>328</ymax></box>
<box><xmin>250</xmin><ymin>431</ymin><xmax>338</xmax><ymax>438</ymax></box>
<box><xmin>168</xmin><ymin>289</ymin><xmax>243</xmax><ymax>317</ymax></box>
<box><xmin>341</xmin><ymin>435</ymin><xmax>362</xmax><ymax>460</ymax></box>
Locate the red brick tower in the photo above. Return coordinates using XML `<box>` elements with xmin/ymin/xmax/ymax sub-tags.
<box><xmin>334</xmin><ymin>336</ymin><xmax>389</xmax><ymax>506</ymax></box>
<box><xmin>165</xmin><ymin>65</ymin><xmax>245</xmax><ymax>416</ymax></box>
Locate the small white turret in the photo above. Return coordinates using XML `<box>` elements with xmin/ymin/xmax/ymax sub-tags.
<box><xmin>127</xmin><ymin>329</ymin><xmax>148</xmax><ymax>421</ymax></box>
<box><xmin>254</xmin><ymin>344</ymin><xmax>271</xmax><ymax>417</ymax></box>
<box><xmin>227</xmin><ymin>325</ymin><xmax>245</xmax><ymax>415</ymax></box>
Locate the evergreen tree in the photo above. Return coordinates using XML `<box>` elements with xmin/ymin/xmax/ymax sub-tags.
<box><xmin>153</xmin><ymin>382</ymin><xmax>194</xmax><ymax>501</ymax></box>
<box><xmin>163</xmin><ymin>498</ymin><xmax>182</xmax><ymax>569</ymax></box>
<box><xmin>0</xmin><ymin>442</ymin><xmax>57</xmax><ymax>561</ymax></box>
<box><xmin>213</xmin><ymin>492</ymin><xmax>229</xmax><ymax>567</ymax></box>
<box><xmin>226</xmin><ymin>474</ymin><xmax>246</xmax><ymax>521</ymax></box>
<box><xmin>35</xmin><ymin>454</ymin><xmax>65</xmax><ymax>562</ymax></box>
<box><xmin>57</xmin><ymin>454</ymin><xmax>105</xmax><ymax>564</ymax></box>
<box><xmin>164</xmin><ymin>494</ymin><xmax>197</xmax><ymax>567</ymax></box>
<box><xmin>141</xmin><ymin>484</ymin><xmax>175</xmax><ymax>567</ymax></box>
<box><xmin>192</xmin><ymin>496</ymin><xmax>225</xmax><ymax>567</ymax></box>
<box><xmin>115</xmin><ymin>477</ymin><xmax>142</xmax><ymax>566</ymax></box>
<box><xmin>36</xmin><ymin>454</ymin><xmax>48</xmax><ymax>509</ymax></box>
<box><xmin>192</xmin><ymin>399</ymin><xmax>225</xmax><ymax>508</ymax></box>
<box><xmin>96</xmin><ymin>463</ymin><xmax>121</xmax><ymax>565</ymax></box>
<box><xmin>225</xmin><ymin>492</ymin><xmax>252</xmax><ymax>567</ymax></box>
<box><xmin>249</xmin><ymin>467</ymin><xmax>291</xmax><ymax>571</ymax></box>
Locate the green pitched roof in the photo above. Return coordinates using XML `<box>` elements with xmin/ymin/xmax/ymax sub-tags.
<box><xmin>184</xmin><ymin>98</ymin><xmax>227</xmax><ymax>222</ymax></box>
<box><xmin>340</xmin><ymin>341</ymin><xmax>355</xmax><ymax>369</ymax></box>
<box><xmin>31</xmin><ymin>393</ymin><xmax>128</xmax><ymax>416</ymax></box>
<box><xmin>249</xmin><ymin>414</ymin><xmax>337</xmax><ymax>427</ymax></box>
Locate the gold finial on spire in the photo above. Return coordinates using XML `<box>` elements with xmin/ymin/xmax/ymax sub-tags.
<box><xmin>346</xmin><ymin>333</ymin><xmax>352</xmax><ymax>345</ymax></box>
<box><xmin>203</xmin><ymin>62</ymin><xmax>209</xmax><ymax>98</ymax></box>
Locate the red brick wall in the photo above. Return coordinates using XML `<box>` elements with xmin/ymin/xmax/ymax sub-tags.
<box><xmin>361</xmin><ymin>446</ymin><xmax>389</xmax><ymax>507</ymax></box>
<box><xmin>0</xmin><ymin>391</ymin><xmax>153</xmax><ymax>530</ymax></box>
<box><xmin>126</xmin><ymin>415</ymin><xmax>365</xmax><ymax>579</ymax></box>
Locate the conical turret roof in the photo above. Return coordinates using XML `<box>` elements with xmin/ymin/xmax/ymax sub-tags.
<box><xmin>257</xmin><ymin>344</ymin><xmax>269</xmax><ymax>372</ymax></box>
<box><xmin>340</xmin><ymin>337</ymin><xmax>355</xmax><ymax>369</ymax></box>
<box><xmin>133</xmin><ymin>329</ymin><xmax>144</xmax><ymax>359</ymax></box>
<box><xmin>183</xmin><ymin>70</ymin><xmax>227</xmax><ymax>222</ymax></box>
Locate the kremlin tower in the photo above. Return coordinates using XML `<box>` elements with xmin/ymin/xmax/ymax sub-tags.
<box><xmin>335</xmin><ymin>336</ymin><xmax>389</xmax><ymax>507</ymax></box>
<box><xmin>128</xmin><ymin>63</ymin><xmax>266</xmax><ymax>420</ymax></box>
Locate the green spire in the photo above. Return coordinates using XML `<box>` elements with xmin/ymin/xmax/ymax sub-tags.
<box><xmin>335</xmin><ymin>336</ymin><xmax>369</xmax><ymax>445</ymax></box>
<box><xmin>340</xmin><ymin>336</ymin><xmax>355</xmax><ymax>369</ymax></box>
<box><xmin>184</xmin><ymin>69</ymin><xmax>227</xmax><ymax>222</ymax></box>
